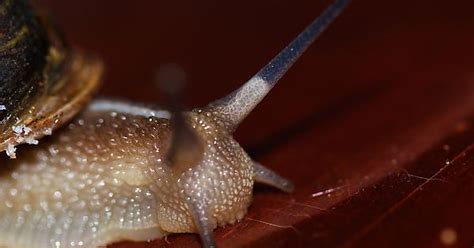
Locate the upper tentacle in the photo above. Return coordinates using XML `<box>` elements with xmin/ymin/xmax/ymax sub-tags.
<box><xmin>202</xmin><ymin>0</ymin><xmax>352</xmax><ymax>132</ymax></box>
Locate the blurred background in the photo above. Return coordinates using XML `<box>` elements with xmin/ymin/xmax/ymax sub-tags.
<box><xmin>33</xmin><ymin>0</ymin><xmax>474</xmax><ymax>247</ymax></box>
<box><xmin>35</xmin><ymin>0</ymin><xmax>474</xmax><ymax>146</ymax></box>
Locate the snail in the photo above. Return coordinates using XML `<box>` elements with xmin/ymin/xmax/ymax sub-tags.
<box><xmin>0</xmin><ymin>0</ymin><xmax>350</xmax><ymax>247</ymax></box>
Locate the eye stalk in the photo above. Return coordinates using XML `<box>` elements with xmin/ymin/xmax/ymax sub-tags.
<box><xmin>203</xmin><ymin>0</ymin><xmax>352</xmax><ymax>132</ymax></box>
<box><xmin>156</xmin><ymin>63</ymin><xmax>206</xmax><ymax>176</ymax></box>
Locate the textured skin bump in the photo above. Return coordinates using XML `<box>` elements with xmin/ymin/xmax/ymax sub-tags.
<box><xmin>0</xmin><ymin>102</ymin><xmax>255</xmax><ymax>248</ymax></box>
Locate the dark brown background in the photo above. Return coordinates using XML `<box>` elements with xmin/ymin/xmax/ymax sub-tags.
<box><xmin>36</xmin><ymin>0</ymin><xmax>474</xmax><ymax>247</ymax></box>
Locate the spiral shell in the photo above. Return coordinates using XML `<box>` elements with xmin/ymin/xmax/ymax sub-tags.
<box><xmin>0</xmin><ymin>0</ymin><xmax>102</xmax><ymax>157</ymax></box>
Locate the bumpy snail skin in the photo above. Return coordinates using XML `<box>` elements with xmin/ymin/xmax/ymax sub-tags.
<box><xmin>0</xmin><ymin>101</ymin><xmax>255</xmax><ymax>248</ymax></box>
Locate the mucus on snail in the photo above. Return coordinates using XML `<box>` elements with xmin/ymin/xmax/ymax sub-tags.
<box><xmin>0</xmin><ymin>0</ymin><xmax>350</xmax><ymax>247</ymax></box>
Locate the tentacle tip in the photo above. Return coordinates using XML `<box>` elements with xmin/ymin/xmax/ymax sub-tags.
<box><xmin>281</xmin><ymin>180</ymin><xmax>295</xmax><ymax>193</ymax></box>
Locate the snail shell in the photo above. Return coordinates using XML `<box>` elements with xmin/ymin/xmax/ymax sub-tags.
<box><xmin>0</xmin><ymin>0</ymin><xmax>102</xmax><ymax>157</ymax></box>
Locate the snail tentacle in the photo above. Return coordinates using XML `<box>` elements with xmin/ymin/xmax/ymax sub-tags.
<box><xmin>253</xmin><ymin>162</ymin><xmax>295</xmax><ymax>193</ymax></box>
<box><xmin>204</xmin><ymin>0</ymin><xmax>351</xmax><ymax>132</ymax></box>
<box><xmin>186</xmin><ymin>196</ymin><xmax>218</xmax><ymax>248</ymax></box>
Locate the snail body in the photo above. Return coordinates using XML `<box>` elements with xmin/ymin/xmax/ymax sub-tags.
<box><xmin>0</xmin><ymin>0</ymin><xmax>350</xmax><ymax>247</ymax></box>
<box><xmin>0</xmin><ymin>100</ymin><xmax>257</xmax><ymax>247</ymax></box>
